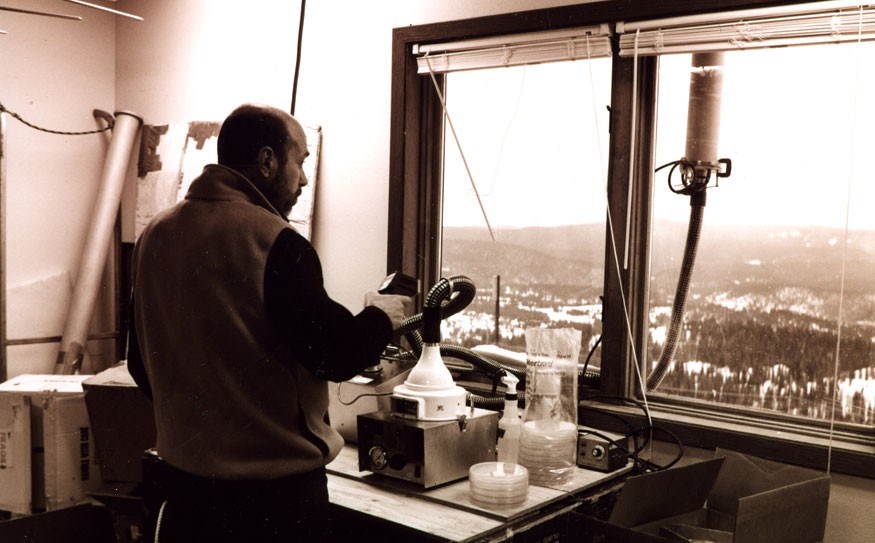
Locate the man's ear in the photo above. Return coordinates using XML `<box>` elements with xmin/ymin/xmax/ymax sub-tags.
<box><xmin>257</xmin><ymin>146</ymin><xmax>275</xmax><ymax>178</ymax></box>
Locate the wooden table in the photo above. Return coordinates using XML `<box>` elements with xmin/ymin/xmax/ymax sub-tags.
<box><xmin>326</xmin><ymin>445</ymin><xmax>631</xmax><ymax>542</ymax></box>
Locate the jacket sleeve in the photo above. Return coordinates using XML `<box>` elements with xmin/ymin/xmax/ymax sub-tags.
<box><xmin>264</xmin><ymin>228</ymin><xmax>393</xmax><ymax>382</ymax></box>
<box><xmin>126</xmin><ymin>295</ymin><xmax>154</xmax><ymax>401</ymax></box>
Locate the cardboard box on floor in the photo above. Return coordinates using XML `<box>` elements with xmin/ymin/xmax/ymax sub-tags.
<box><xmin>0</xmin><ymin>375</ymin><xmax>103</xmax><ymax>515</ymax></box>
<box><xmin>82</xmin><ymin>362</ymin><xmax>156</xmax><ymax>483</ymax></box>
<box><xmin>586</xmin><ymin>448</ymin><xmax>831</xmax><ymax>543</ymax></box>
<box><xmin>0</xmin><ymin>503</ymin><xmax>116</xmax><ymax>543</ymax></box>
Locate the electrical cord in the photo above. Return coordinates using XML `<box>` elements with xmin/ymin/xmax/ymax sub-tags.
<box><xmin>581</xmin><ymin>334</ymin><xmax>602</xmax><ymax>381</ymax></box>
<box><xmin>384</xmin><ymin>341</ymin><xmax>417</xmax><ymax>361</ymax></box>
<box><xmin>335</xmin><ymin>381</ymin><xmax>392</xmax><ymax>406</ymax></box>
<box><xmin>628</xmin><ymin>425</ymin><xmax>685</xmax><ymax>471</ymax></box>
<box><xmin>655</xmin><ymin>159</ymin><xmax>680</xmax><ymax>173</ymax></box>
<box><xmin>0</xmin><ymin>101</ymin><xmax>114</xmax><ymax>134</ymax></box>
<box><xmin>583</xmin><ymin>395</ymin><xmax>656</xmax><ymax>452</ymax></box>
<box><xmin>580</xmin><ymin>404</ymin><xmax>636</xmax><ymax>436</ymax></box>
<box><xmin>580</xmin><ymin>394</ymin><xmax>685</xmax><ymax>472</ymax></box>
<box><xmin>579</xmin><ymin>427</ymin><xmax>657</xmax><ymax>472</ymax></box>
<box><xmin>579</xmin><ymin>424</ymin><xmax>684</xmax><ymax>473</ymax></box>
<box><xmin>290</xmin><ymin>0</ymin><xmax>306</xmax><ymax>115</ymax></box>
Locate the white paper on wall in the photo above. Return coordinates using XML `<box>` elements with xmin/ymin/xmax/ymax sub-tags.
<box><xmin>135</xmin><ymin>120</ymin><xmax>321</xmax><ymax>241</ymax></box>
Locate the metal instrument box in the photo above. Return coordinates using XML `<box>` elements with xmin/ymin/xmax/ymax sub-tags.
<box><xmin>327</xmin><ymin>354</ymin><xmax>413</xmax><ymax>443</ymax></box>
<box><xmin>577</xmin><ymin>427</ymin><xmax>629</xmax><ymax>472</ymax></box>
<box><xmin>357</xmin><ymin>408</ymin><xmax>498</xmax><ymax>488</ymax></box>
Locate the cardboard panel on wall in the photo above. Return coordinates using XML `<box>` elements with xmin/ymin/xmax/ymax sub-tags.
<box><xmin>135</xmin><ymin>120</ymin><xmax>321</xmax><ymax>240</ymax></box>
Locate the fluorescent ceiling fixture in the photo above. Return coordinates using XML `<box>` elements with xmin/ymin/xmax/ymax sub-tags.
<box><xmin>0</xmin><ymin>6</ymin><xmax>81</xmax><ymax>20</ymax></box>
<box><xmin>62</xmin><ymin>0</ymin><xmax>143</xmax><ymax>21</ymax></box>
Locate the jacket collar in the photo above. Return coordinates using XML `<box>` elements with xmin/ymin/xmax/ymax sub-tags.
<box><xmin>185</xmin><ymin>164</ymin><xmax>285</xmax><ymax>220</ymax></box>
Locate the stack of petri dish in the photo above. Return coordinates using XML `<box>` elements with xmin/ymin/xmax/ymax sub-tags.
<box><xmin>518</xmin><ymin>419</ymin><xmax>578</xmax><ymax>486</ymax></box>
<box><xmin>468</xmin><ymin>462</ymin><xmax>529</xmax><ymax>508</ymax></box>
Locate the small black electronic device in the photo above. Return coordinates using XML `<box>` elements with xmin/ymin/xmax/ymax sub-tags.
<box><xmin>577</xmin><ymin>428</ymin><xmax>629</xmax><ymax>472</ymax></box>
<box><xmin>378</xmin><ymin>271</ymin><xmax>419</xmax><ymax>296</ymax></box>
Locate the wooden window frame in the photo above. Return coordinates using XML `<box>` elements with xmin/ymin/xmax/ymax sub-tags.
<box><xmin>387</xmin><ymin>0</ymin><xmax>875</xmax><ymax>478</ymax></box>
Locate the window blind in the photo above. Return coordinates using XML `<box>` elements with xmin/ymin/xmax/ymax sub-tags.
<box><xmin>618</xmin><ymin>1</ymin><xmax>875</xmax><ymax>56</ymax></box>
<box><xmin>414</xmin><ymin>24</ymin><xmax>612</xmax><ymax>74</ymax></box>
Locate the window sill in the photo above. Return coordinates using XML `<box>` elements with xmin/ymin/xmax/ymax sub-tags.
<box><xmin>579</xmin><ymin>399</ymin><xmax>875</xmax><ymax>479</ymax></box>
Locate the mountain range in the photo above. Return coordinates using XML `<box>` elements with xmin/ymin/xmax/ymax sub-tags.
<box><xmin>442</xmin><ymin>221</ymin><xmax>875</xmax><ymax>298</ymax></box>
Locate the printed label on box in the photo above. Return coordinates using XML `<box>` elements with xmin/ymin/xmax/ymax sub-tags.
<box><xmin>0</xmin><ymin>430</ymin><xmax>10</xmax><ymax>469</ymax></box>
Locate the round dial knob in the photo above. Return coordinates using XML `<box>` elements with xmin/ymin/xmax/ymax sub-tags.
<box><xmin>388</xmin><ymin>453</ymin><xmax>407</xmax><ymax>471</ymax></box>
<box><xmin>368</xmin><ymin>445</ymin><xmax>388</xmax><ymax>470</ymax></box>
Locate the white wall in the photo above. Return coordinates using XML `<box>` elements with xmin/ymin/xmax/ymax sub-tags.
<box><xmin>115</xmin><ymin>0</ymin><xmax>583</xmax><ymax>310</ymax></box>
<box><xmin>114</xmin><ymin>0</ymin><xmax>301</xmax><ymax>244</ymax></box>
<box><xmin>1</xmin><ymin>0</ymin><xmax>117</xmax><ymax>377</ymax></box>
<box><xmin>292</xmin><ymin>0</ymin><xmax>586</xmax><ymax>307</ymax></box>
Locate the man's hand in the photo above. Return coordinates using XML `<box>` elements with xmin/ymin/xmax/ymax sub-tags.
<box><xmin>364</xmin><ymin>292</ymin><xmax>414</xmax><ymax>330</ymax></box>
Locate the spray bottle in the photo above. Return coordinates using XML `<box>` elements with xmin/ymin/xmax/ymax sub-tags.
<box><xmin>496</xmin><ymin>371</ymin><xmax>521</xmax><ymax>464</ymax></box>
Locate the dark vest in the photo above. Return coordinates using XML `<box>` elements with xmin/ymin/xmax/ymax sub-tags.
<box><xmin>132</xmin><ymin>164</ymin><xmax>343</xmax><ymax>479</ymax></box>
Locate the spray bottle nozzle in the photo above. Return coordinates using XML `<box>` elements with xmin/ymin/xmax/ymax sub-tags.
<box><xmin>500</xmin><ymin>371</ymin><xmax>519</xmax><ymax>397</ymax></box>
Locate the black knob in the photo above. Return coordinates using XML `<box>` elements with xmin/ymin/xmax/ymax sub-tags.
<box><xmin>388</xmin><ymin>453</ymin><xmax>407</xmax><ymax>471</ymax></box>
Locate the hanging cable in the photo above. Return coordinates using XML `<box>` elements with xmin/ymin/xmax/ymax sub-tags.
<box><xmin>827</xmin><ymin>5</ymin><xmax>864</xmax><ymax>476</ymax></box>
<box><xmin>483</xmin><ymin>68</ymin><xmax>526</xmax><ymax>197</ymax></box>
<box><xmin>423</xmin><ymin>55</ymin><xmax>496</xmax><ymax>241</ymax></box>
<box><xmin>0</xmin><ymin>102</ymin><xmax>114</xmax><ymax>135</ymax></box>
<box><xmin>290</xmin><ymin>0</ymin><xmax>307</xmax><ymax>115</ymax></box>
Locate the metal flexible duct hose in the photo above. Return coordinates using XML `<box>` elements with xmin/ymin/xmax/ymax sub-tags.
<box><xmin>646</xmin><ymin>199</ymin><xmax>704</xmax><ymax>391</ymax></box>
<box><xmin>394</xmin><ymin>275</ymin><xmax>602</xmax><ymax>388</ymax></box>
<box><xmin>468</xmin><ymin>393</ymin><xmax>506</xmax><ymax>410</ymax></box>
<box><xmin>395</xmin><ymin>275</ymin><xmax>528</xmax><ymax>381</ymax></box>
<box><xmin>441</xmin><ymin>343</ymin><xmax>525</xmax><ymax>381</ymax></box>
<box><xmin>394</xmin><ymin>275</ymin><xmax>475</xmax><ymax>337</ymax></box>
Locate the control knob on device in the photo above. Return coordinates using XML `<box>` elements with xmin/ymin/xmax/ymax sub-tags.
<box><xmin>368</xmin><ymin>445</ymin><xmax>388</xmax><ymax>470</ymax></box>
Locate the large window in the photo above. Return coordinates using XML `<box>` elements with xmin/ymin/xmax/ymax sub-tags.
<box><xmin>439</xmin><ymin>59</ymin><xmax>611</xmax><ymax>364</ymax></box>
<box><xmin>389</xmin><ymin>0</ymin><xmax>875</xmax><ymax>477</ymax></box>
<box><xmin>650</xmin><ymin>44</ymin><xmax>875</xmax><ymax>426</ymax></box>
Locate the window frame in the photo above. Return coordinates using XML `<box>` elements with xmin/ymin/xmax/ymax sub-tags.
<box><xmin>387</xmin><ymin>0</ymin><xmax>875</xmax><ymax>478</ymax></box>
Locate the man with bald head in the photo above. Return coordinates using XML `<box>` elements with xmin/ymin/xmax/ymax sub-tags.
<box><xmin>128</xmin><ymin>104</ymin><xmax>409</xmax><ymax>542</ymax></box>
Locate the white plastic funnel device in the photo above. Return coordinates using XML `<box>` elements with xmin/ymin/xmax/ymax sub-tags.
<box><xmin>392</xmin><ymin>306</ymin><xmax>467</xmax><ymax>420</ymax></box>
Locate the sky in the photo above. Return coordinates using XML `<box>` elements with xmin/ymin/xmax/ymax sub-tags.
<box><xmin>441</xmin><ymin>41</ymin><xmax>875</xmax><ymax>232</ymax></box>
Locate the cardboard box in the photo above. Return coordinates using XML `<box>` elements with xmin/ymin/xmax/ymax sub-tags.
<box><xmin>0</xmin><ymin>374</ymin><xmax>103</xmax><ymax>514</ymax></box>
<box><xmin>83</xmin><ymin>362</ymin><xmax>156</xmax><ymax>483</ymax></box>
<box><xmin>585</xmin><ymin>449</ymin><xmax>831</xmax><ymax>543</ymax></box>
<box><xmin>0</xmin><ymin>503</ymin><xmax>115</xmax><ymax>543</ymax></box>
<box><xmin>0</xmin><ymin>393</ymin><xmax>31</xmax><ymax>514</ymax></box>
